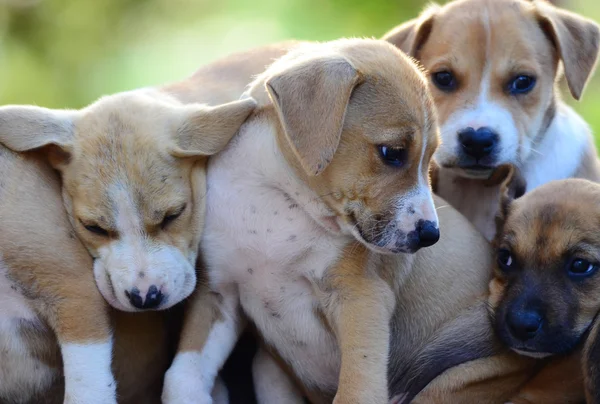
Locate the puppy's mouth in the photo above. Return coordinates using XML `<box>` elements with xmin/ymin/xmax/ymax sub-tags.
<box><xmin>511</xmin><ymin>348</ymin><xmax>553</xmax><ymax>359</ymax></box>
<box><xmin>346</xmin><ymin>213</ymin><xmax>419</xmax><ymax>254</ymax></box>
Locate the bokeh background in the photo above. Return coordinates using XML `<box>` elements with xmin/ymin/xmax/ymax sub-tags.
<box><xmin>0</xmin><ymin>0</ymin><xmax>599</xmax><ymax>143</ymax></box>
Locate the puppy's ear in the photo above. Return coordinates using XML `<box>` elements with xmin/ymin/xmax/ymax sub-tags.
<box><xmin>172</xmin><ymin>97</ymin><xmax>256</xmax><ymax>157</ymax></box>
<box><xmin>486</xmin><ymin>164</ymin><xmax>526</xmax><ymax>231</ymax></box>
<box><xmin>382</xmin><ymin>5</ymin><xmax>439</xmax><ymax>57</ymax></box>
<box><xmin>535</xmin><ymin>0</ymin><xmax>600</xmax><ymax>100</ymax></box>
<box><xmin>266</xmin><ymin>55</ymin><xmax>362</xmax><ymax>176</ymax></box>
<box><xmin>0</xmin><ymin>105</ymin><xmax>78</xmax><ymax>168</ymax></box>
<box><xmin>583</xmin><ymin>314</ymin><xmax>600</xmax><ymax>403</ymax></box>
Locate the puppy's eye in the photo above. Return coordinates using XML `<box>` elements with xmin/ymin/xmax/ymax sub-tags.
<box><xmin>508</xmin><ymin>75</ymin><xmax>536</xmax><ymax>95</ymax></box>
<box><xmin>161</xmin><ymin>204</ymin><xmax>186</xmax><ymax>229</ymax></box>
<box><xmin>568</xmin><ymin>258</ymin><xmax>598</xmax><ymax>277</ymax></box>
<box><xmin>82</xmin><ymin>222</ymin><xmax>109</xmax><ymax>237</ymax></box>
<box><xmin>432</xmin><ymin>71</ymin><xmax>457</xmax><ymax>92</ymax></box>
<box><xmin>497</xmin><ymin>248</ymin><xmax>514</xmax><ymax>271</ymax></box>
<box><xmin>378</xmin><ymin>145</ymin><xmax>407</xmax><ymax>168</ymax></box>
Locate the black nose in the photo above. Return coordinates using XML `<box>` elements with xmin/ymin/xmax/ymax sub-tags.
<box><xmin>506</xmin><ymin>308</ymin><xmax>543</xmax><ymax>341</ymax></box>
<box><xmin>417</xmin><ymin>220</ymin><xmax>440</xmax><ymax>248</ymax></box>
<box><xmin>125</xmin><ymin>285</ymin><xmax>164</xmax><ymax>310</ymax></box>
<box><xmin>458</xmin><ymin>127</ymin><xmax>498</xmax><ymax>160</ymax></box>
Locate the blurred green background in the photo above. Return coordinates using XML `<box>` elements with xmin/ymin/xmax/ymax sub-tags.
<box><xmin>0</xmin><ymin>0</ymin><xmax>599</xmax><ymax>142</ymax></box>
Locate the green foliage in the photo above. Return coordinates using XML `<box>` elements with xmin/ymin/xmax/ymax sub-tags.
<box><xmin>1</xmin><ymin>0</ymin><xmax>600</xmax><ymax>147</ymax></box>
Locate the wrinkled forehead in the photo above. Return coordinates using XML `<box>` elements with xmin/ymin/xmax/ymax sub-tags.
<box><xmin>421</xmin><ymin>1</ymin><xmax>553</xmax><ymax>74</ymax></box>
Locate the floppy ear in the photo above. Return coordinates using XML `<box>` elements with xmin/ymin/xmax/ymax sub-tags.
<box><xmin>486</xmin><ymin>164</ymin><xmax>526</xmax><ymax>231</ymax></box>
<box><xmin>382</xmin><ymin>5</ymin><xmax>439</xmax><ymax>57</ymax></box>
<box><xmin>535</xmin><ymin>0</ymin><xmax>600</xmax><ymax>100</ymax></box>
<box><xmin>0</xmin><ymin>105</ymin><xmax>77</xmax><ymax>166</ymax></box>
<box><xmin>172</xmin><ymin>97</ymin><xmax>256</xmax><ymax>157</ymax></box>
<box><xmin>265</xmin><ymin>55</ymin><xmax>362</xmax><ymax>176</ymax></box>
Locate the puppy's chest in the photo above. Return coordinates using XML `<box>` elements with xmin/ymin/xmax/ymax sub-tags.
<box><xmin>204</xmin><ymin>177</ymin><xmax>343</xmax><ymax>389</ymax></box>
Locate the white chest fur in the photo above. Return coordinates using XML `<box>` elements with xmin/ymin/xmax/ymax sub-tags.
<box><xmin>203</xmin><ymin>119</ymin><xmax>348</xmax><ymax>391</ymax></box>
<box><xmin>0</xmin><ymin>259</ymin><xmax>58</xmax><ymax>402</ymax></box>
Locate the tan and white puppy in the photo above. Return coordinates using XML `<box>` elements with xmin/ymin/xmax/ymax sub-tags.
<box><xmin>0</xmin><ymin>91</ymin><xmax>255</xmax><ymax>403</ymax></box>
<box><xmin>162</xmin><ymin>38</ymin><xmax>441</xmax><ymax>404</ymax></box>
<box><xmin>383</xmin><ymin>0</ymin><xmax>600</xmax><ymax>241</ymax></box>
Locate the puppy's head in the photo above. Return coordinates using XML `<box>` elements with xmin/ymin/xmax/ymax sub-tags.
<box><xmin>0</xmin><ymin>91</ymin><xmax>255</xmax><ymax>311</ymax></box>
<box><xmin>384</xmin><ymin>0</ymin><xmax>600</xmax><ymax>178</ymax></box>
<box><xmin>259</xmin><ymin>39</ymin><xmax>439</xmax><ymax>254</ymax></box>
<box><xmin>489</xmin><ymin>172</ymin><xmax>600</xmax><ymax>357</ymax></box>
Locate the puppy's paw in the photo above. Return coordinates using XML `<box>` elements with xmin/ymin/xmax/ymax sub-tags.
<box><xmin>162</xmin><ymin>354</ymin><xmax>221</xmax><ymax>404</ymax></box>
<box><xmin>63</xmin><ymin>377</ymin><xmax>117</xmax><ymax>404</ymax></box>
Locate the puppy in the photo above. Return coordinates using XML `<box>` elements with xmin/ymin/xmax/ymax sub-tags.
<box><xmin>383</xmin><ymin>0</ymin><xmax>600</xmax><ymax>241</ymax></box>
<box><xmin>488</xmin><ymin>176</ymin><xmax>600</xmax><ymax>403</ymax></box>
<box><xmin>0</xmin><ymin>91</ymin><xmax>255</xmax><ymax>402</ymax></box>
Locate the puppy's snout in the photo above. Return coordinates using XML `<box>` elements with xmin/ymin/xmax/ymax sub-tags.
<box><xmin>506</xmin><ymin>307</ymin><xmax>544</xmax><ymax>341</ymax></box>
<box><xmin>407</xmin><ymin>219</ymin><xmax>440</xmax><ymax>250</ymax></box>
<box><xmin>458</xmin><ymin>127</ymin><xmax>498</xmax><ymax>160</ymax></box>
<box><xmin>125</xmin><ymin>285</ymin><xmax>164</xmax><ymax>310</ymax></box>
<box><xmin>417</xmin><ymin>220</ymin><xmax>440</xmax><ymax>248</ymax></box>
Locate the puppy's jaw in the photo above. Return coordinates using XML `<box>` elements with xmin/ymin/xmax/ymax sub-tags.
<box><xmin>344</xmin><ymin>184</ymin><xmax>439</xmax><ymax>254</ymax></box>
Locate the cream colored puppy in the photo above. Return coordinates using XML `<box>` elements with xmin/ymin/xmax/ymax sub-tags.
<box><xmin>0</xmin><ymin>90</ymin><xmax>255</xmax><ymax>403</ymax></box>
<box><xmin>383</xmin><ymin>0</ymin><xmax>600</xmax><ymax>241</ymax></box>
<box><xmin>163</xmin><ymin>38</ymin><xmax>440</xmax><ymax>404</ymax></box>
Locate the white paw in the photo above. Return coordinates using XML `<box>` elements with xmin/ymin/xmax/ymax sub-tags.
<box><xmin>162</xmin><ymin>354</ymin><xmax>214</xmax><ymax>404</ymax></box>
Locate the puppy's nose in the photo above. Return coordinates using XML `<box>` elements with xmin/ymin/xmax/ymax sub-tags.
<box><xmin>417</xmin><ymin>220</ymin><xmax>440</xmax><ymax>248</ymax></box>
<box><xmin>458</xmin><ymin>127</ymin><xmax>498</xmax><ymax>160</ymax></box>
<box><xmin>506</xmin><ymin>308</ymin><xmax>543</xmax><ymax>341</ymax></box>
<box><xmin>125</xmin><ymin>285</ymin><xmax>164</xmax><ymax>310</ymax></box>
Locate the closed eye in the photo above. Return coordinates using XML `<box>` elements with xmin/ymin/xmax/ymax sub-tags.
<box><xmin>80</xmin><ymin>220</ymin><xmax>110</xmax><ymax>237</ymax></box>
<box><xmin>161</xmin><ymin>204</ymin><xmax>186</xmax><ymax>229</ymax></box>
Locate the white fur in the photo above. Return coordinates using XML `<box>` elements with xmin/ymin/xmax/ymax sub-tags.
<box><xmin>521</xmin><ymin>103</ymin><xmax>590</xmax><ymax>191</ymax></box>
<box><xmin>61</xmin><ymin>341</ymin><xmax>117</xmax><ymax>404</ymax></box>
<box><xmin>252</xmin><ymin>347</ymin><xmax>305</xmax><ymax>404</ymax></box>
<box><xmin>0</xmin><ymin>260</ymin><xmax>58</xmax><ymax>402</ymax></box>
<box><xmin>202</xmin><ymin>117</ymin><xmax>346</xmax><ymax>393</ymax></box>
<box><xmin>163</xmin><ymin>289</ymin><xmax>242</xmax><ymax>404</ymax></box>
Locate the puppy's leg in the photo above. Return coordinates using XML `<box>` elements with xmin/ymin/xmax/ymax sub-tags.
<box><xmin>49</xmin><ymin>284</ymin><xmax>116</xmax><ymax>404</ymax></box>
<box><xmin>584</xmin><ymin>316</ymin><xmax>600</xmax><ymax>404</ymax></box>
<box><xmin>252</xmin><ymin>346</ymin><xmax>305</xmax><ymax>404</ymax></box>
<box><xmin>162</xmin><ymin>283</ymin><xmax>244</xmax><ymax>404</ymax></box>
<box><xmin>212</xmin><ymin>377</ymin><xmax>230</xmax><ymax>404</ymax></box>
<box><xmin>320</xmin><ymin>245</ymin><xmax>395</xmax><ymax>404</ymax></box>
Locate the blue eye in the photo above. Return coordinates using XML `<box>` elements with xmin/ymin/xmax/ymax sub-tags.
<box><xmin>378</xmin><ymin>145</ymin><xmax>407</xmax><ymax>167</ymax></box>
<box><xmin>568</xmin><ymin>258</ymin><xmax>598</xmax><ymax>278</ymax></box>
<box><xmin>509</xmin><ymin>75</ymin><xmax>536</xmax><ymax>95</ymax></box>
<box><xmin>432</xmin><ymin>71</ymin><xmax>457</xmax><ymax>92</ymax></box>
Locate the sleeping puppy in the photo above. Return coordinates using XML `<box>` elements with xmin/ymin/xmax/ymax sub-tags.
<box><xmin>0</xmin><ymin>91</ymin><xmax>255</xmax><ymax>403</ymax></box>
<box><xmin>383</xmin><ymin>0</ymin><xmax>600</xmax><ymax>241</ymax></box>
<box><xmin>488</xmin><ymin>175</ymin><xmax>600</xmax><ymax>403</ymax></box>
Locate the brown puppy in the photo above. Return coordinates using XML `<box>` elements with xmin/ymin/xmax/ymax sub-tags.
<box><xmin>0</xmin><ymin>90</ymin><xmax>255</xmax><ymax>402</ymax></box>
<box><xmin>488</xmin><ymin>176</ymin><xmax>600</xmax><ymax>403</ymax></box>
<box><xmin>383</xmin><ymin>0</ymin><xmax>600</xmax><ymax>241</ymax></box>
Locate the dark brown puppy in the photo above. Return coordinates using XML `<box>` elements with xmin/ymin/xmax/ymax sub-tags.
<box><xmin>489</xmin><ymin>176</ymin><xmax>600</xmax><ymax>403</ymax></box>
